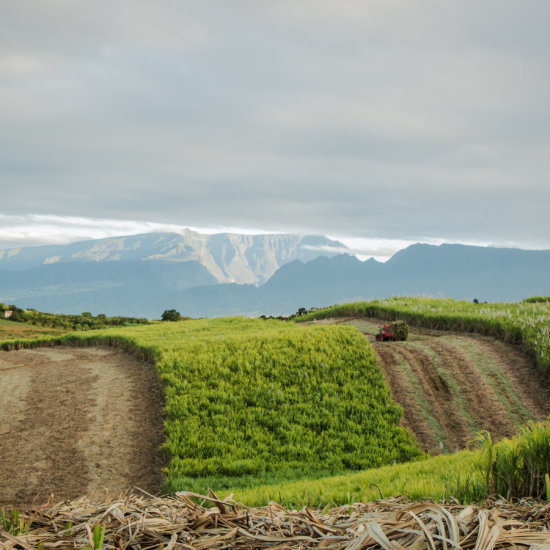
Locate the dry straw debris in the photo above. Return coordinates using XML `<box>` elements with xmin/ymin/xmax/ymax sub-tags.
<box><xmin>1</xmin><ymin>490</ymin><xmax>550</xmax><ymax>549</ymax></box>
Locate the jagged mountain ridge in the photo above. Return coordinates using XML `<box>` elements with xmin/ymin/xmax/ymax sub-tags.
<box><xmin>159</xmin><ymin>244</ymin><xmax>550</xmax><ymax>317</ymax></box>
<box><xmin>0</xmin><ymin>231</ymin><xmax>347</xmax><ymax>285</ymax></box>
<box><xmin>2</xmin><ymin>239</ymin><xmax>549</xmax><ymax>318</ymax></box>
<box><xmin>0</xmin><ymin>230</ymin><xmax>347</xmax><ymax>315</ymax></box>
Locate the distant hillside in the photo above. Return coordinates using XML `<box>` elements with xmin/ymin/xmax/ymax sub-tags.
<box><xmin>0</xmin><ymin>259</ymin><xmax>217</xmax><ymax>317</ymax></box>
<box><xmin>0</xmin><ymin>231</ymin><xmax>346</xmax><ymax>316</ymax></box>
<box><xmin>0</xmin><ymin>231</ymin><xmax>346</xmax><ymax>285</ymax></box>
<box><xmin>1</xmin><ymin>240</ymin><xmax>549</xmax><ymax>317</ymax></box>
<box><xmin>160</xmin><ymin>244</ymin><xmax>550</xmax><ymax>317</ymax></box>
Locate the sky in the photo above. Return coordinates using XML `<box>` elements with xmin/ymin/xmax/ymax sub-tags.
<box><xmin>1</xmin><ymin>1</ymin><xmax>549</xmax><ymax>261</ymax></box>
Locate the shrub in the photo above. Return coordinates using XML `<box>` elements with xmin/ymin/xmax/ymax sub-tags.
<box><xmin>161</xmin><ymin>309</ymin><xmax>182</xmax><ymax>322</ymax></box>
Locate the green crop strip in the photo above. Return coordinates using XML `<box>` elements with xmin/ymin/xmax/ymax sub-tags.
<box><xmin>154</xmin><ymin>320</ymin><xmax>423</xmax><ymax>492</ymax></box>
<box><xmin>440</xmin><ymin>336</ymin><xmax>534</xmax><ymax>427</ymax></box>
<box><xmin>229</xmin><ymin>420</ymin><xmax>550</xmax><ymax>507</ymax></box>
<box><xmin>299</xmin><ymin>298</ymin><xmax>550</xmax><ymax>372</ymax></box>
<box><xmin>233</xmin><ymin>449</ymin><xmax>481</xmax><ymax>507</ymax></box>
<box><xmin>340</xmin><ymin>319</ymin><xmax>381</xmax><ymax>337</ymax></box>
<box><xmin>385</xmin><ymin>346</ymin><xmax>449</xmax><ymax>452</ymax></box>
<box><xmin>408</xmin><ymin>341</ymin><xmax>480</xmax><ymax>435</ymax></box>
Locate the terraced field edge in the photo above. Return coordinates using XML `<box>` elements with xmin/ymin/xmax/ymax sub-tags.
<box><xmin>298</xmin><ymin>297</ymin><xmax>550</xmax><ymax>371</ymax></box>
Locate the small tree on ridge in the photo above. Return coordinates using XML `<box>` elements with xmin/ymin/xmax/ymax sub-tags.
<box><xmin>161</xmin><ymin>309</ymin><xmax>182</xmax><ymax>322</ymax></box>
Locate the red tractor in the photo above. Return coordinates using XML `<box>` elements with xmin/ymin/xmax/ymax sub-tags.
<box><xmin>375</xmin><ymin>320</ymin><xmax>409</xmax><ymax>342</ymax></box>
<box><xmin>375</xmin><ymin>324</ymin><xmax>396</xmax><ymax>341</ymax></box>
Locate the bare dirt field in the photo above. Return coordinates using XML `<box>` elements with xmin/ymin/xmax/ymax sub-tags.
<box><xmin>0</xmin><ymin>346</ymin><xmax>165</xmax><ymax>509</ymax></box>
<box><xmin>325</xmin><ymin>318</ymin><xmax>550</xmax><ymax>455</ymax></box>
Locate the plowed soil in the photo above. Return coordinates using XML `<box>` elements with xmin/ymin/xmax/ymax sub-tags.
<box><xmin>0</xmin><ymin>346</ymin><xmax>165</xmax><ymax>509</ymax></box>
<box><xmin>337</xmin><ymin>319</ymin><xmax>550</xmax><ymax>454</ymax></box>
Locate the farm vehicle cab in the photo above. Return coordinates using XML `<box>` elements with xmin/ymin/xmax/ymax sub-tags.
<box><xmin>375</xmin><ymin>321</ymin><xmax>409</xmax><ymax>342</ymax></box>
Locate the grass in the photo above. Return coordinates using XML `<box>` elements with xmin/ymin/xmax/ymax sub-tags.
<box><xmin>339</xmin><ymin>318</ymin><xmax>382</xmax><ymax>336</ymax></box>
<box><xmin>1</xmin><ymin>508</ymin><xmax>29</xmax><ymax>536</ymax></box>
<box><xmin>409</xmin><ymin>341</ymin><xmax>480</xmax><ymax>434</ymax></box>
<box><xmin>441</xmin><ymin>335</ymin><xmax>534</xmax><ymax>427</ymax></box>
<box><xmin>299</xmin><ymin>297</ymin><xmax>550</xmax><ymax>371</ymax></box>
<box><xmin>228</xmin><ymin>420</ymin><xmax>550</xmax><ymax>507</ymax></box>
<box><xmin>232</xmin><ymin>449</ymin><xmax>482</xmax><ymax>507</ymax></box>
<box><xmin>385</xmin><ymin>346</ymin><xmax>449</xmax><ymax>451</ymax></box>
<box><xmin>476</xmin><ymin>420</ymin><xmax>550</xmax><ymax>500</ymax></box>
<box><xmin>0</xmin><ymin>319</ymin><xmax>67</xmax><ymax>341</ymax></box>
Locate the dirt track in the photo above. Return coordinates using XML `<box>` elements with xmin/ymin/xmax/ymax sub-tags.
<box><xmin>338</xmin><ymin>319</ymin><xmax>550</xmax><ymax>454</ymax></box>
<box><xmin>0</xmin><ymin>346</ymin><xmax>165</xmax><ymax>509</ymax></box>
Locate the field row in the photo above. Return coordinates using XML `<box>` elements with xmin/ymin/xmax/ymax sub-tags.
<box><xmin>300</xmin><ymin>297</ymin><xmax>550</xmax><ymax>371</ymax></box>
<box><xmin>235</xmin><ymin>419</ymin><xmax>550</xmax><ymax>507</ymax></box>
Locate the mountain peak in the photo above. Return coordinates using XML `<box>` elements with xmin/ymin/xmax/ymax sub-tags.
<box><xmin>0</xmin><ymin>231</ymin><xmax>349</xmax><ymax>286</ymax></box>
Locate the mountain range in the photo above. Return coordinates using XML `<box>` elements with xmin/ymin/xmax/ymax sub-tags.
<box><xmin>1</xmin><ymin>231</ymin><xmax>549</xmax><ymax>318</ymax></box>
<box><xmin>0</xmin><ymin>231</ymin><xmax>346</xmax><ymax>285</ymax></box>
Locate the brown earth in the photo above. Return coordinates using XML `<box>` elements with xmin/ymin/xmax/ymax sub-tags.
<box><xmin>0</xmin><ymin>346</ymin><xmax>165</xmax><ymax>509</ymax></box>
<box><xmin>335</xmin><ymin>318</ymin><xmax>550</xmax><ymax>455</ymax></box>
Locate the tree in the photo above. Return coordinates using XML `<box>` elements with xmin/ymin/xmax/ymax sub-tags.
<box><xmin>161</xmin><ymin>309</ymin><xmax>182</xmax><ymax>322</ymax></box>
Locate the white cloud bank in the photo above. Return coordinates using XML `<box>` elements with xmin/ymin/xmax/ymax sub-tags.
<box><xmin>0</xmin><ymin>214</ymin><xmax>275</xmax><ymax>245</ymax></box>
<box><xmin>0</xmin><ymin>214</ymin><xmax>530</xmax><ymax>263</ymax></box>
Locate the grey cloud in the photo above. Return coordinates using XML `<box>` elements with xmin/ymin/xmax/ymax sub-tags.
<box><xmin>1</xmin><ymin>1</ymin><xmax>550</xmax><ymax>250</ymax></box>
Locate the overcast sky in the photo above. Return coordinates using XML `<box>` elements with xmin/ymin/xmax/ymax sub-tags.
<box><xmin>1</xmin><ymin>1</ymin><xmax>549</xmax><ymax>260</ymax></box>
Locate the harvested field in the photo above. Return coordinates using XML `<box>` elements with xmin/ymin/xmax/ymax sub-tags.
<box><xmin>334</xmin><ymin>319</ymin><xmax>550</xmax><ymax>455</ymax></box>
<box><xmin>2</xmin><ymin>491</ymin><xmax>550</xmax><ymax>549</ymax></box>
<box><xmin>0</xmin><ymin>346</ymin><xmax>165</xmax><ymax>510</ymax></box>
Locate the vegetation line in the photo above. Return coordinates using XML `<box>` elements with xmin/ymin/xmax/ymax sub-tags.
<box><xmin>298</xmin><ymin>297</ymin><xmax>550</xmax><ymax>372</ymax></box>
<box><xmin>387</xmin><ymin>346</ymin><xmax>449</xmax><ymax>451</ymax></box>
<box><xmin>442</xmin><ymin>336</ymin><xmax>534</xmax><ymax>426</ymax></box>
<box><xmin>409</xmin><ymin>341</ymin><xmax>480</xmax><ymax>434</ymax></box>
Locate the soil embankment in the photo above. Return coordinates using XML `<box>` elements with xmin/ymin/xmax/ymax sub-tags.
<box><xmin>0</xmin><ymin>346</ymin><xmax>165</xmax><ymax>509</ymax></box>
<box><xmin>333</xmin><ymin>319</ymin><xmax>550</xmax><ymax>454</ymax></box>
